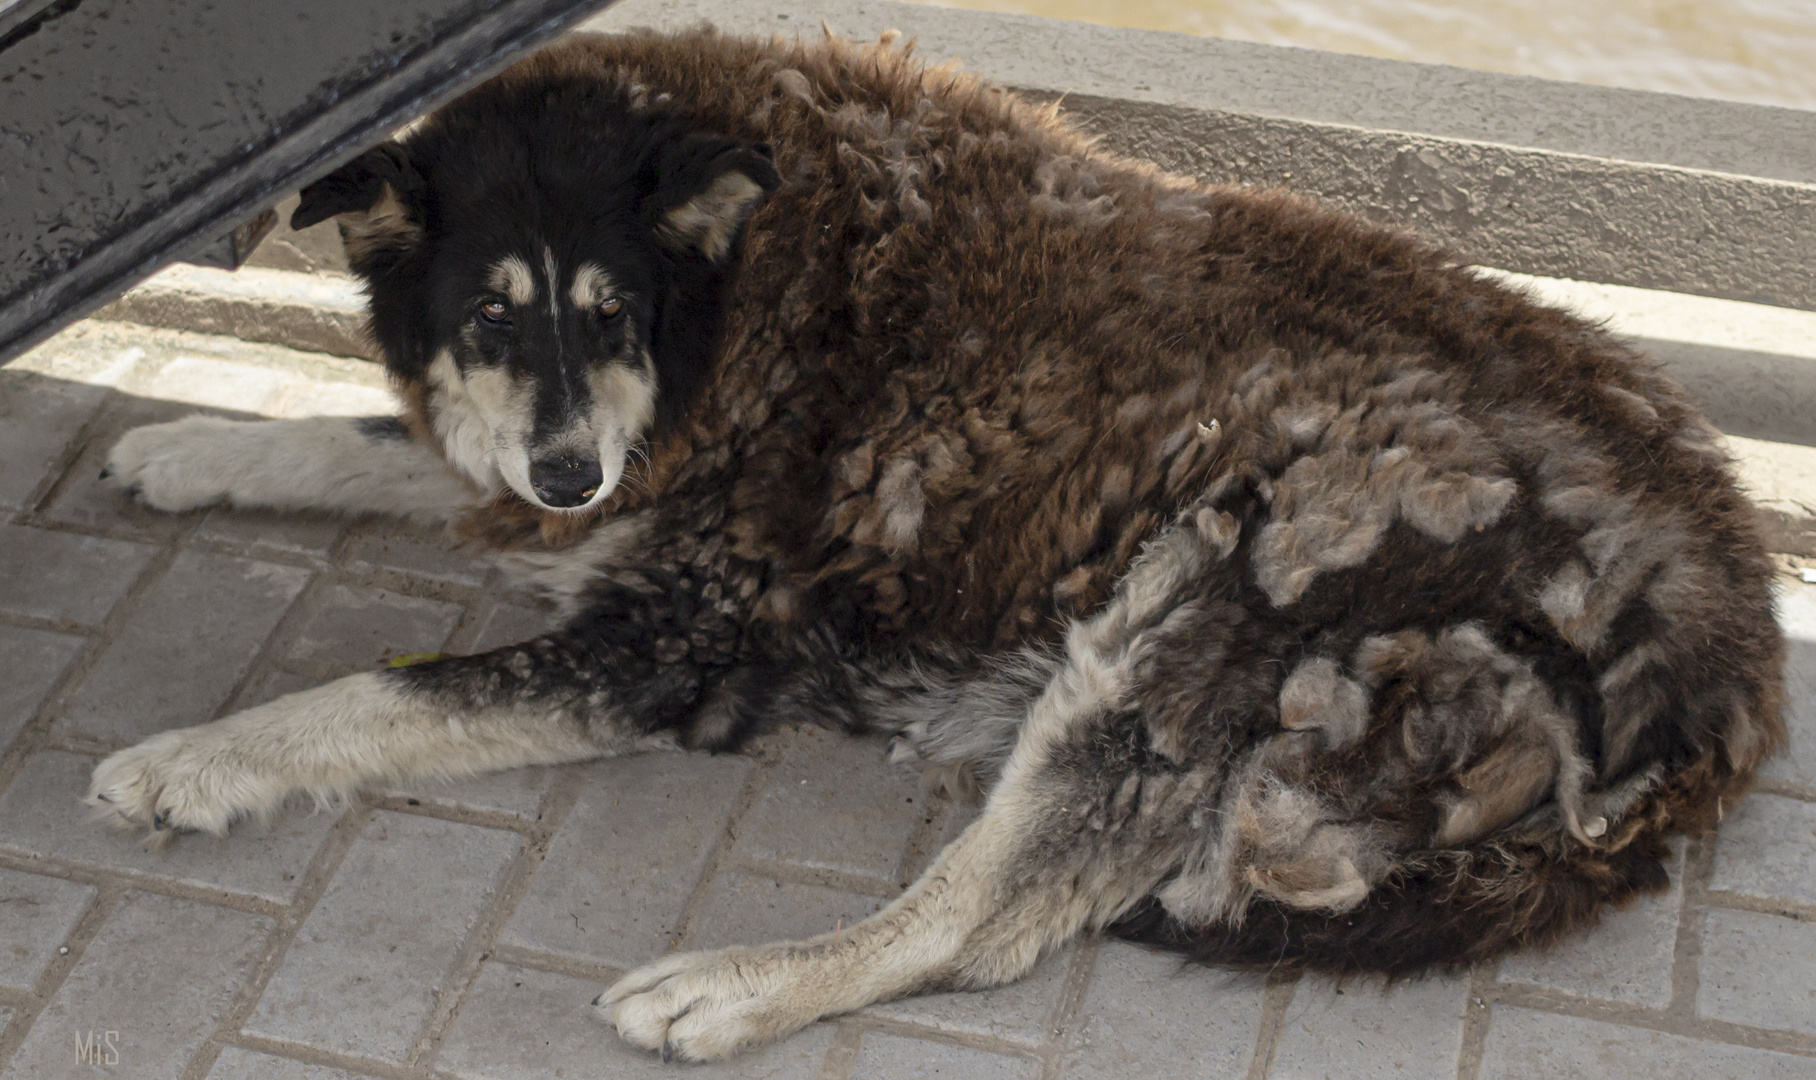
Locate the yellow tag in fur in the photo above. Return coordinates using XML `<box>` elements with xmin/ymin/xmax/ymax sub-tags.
<box><xmin>387</xmin><ymin>652</ymin><xmax>448</xmax><ymax>668</ymax></box>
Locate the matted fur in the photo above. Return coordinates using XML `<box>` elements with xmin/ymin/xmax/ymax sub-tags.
<box><xmin>90</xmin><ymin>27</ymin><xmax>1783</xmax><ymax>1061</ymax></box>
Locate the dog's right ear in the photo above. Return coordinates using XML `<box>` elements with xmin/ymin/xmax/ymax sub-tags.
<box><xmin>292</xmin><ymin>142</ymin><xmax>425</xmax><ymax>271</ymax></box>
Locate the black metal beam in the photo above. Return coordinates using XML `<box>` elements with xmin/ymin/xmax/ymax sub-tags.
<box><xmin>0</xmin><ymin>0</ymin><xmax>617</xmax><ymax>365</ymax></box>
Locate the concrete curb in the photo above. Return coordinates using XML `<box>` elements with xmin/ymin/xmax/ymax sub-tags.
<box><xmin>95</xmin><ymin>264</ymin><xmax>373</xmax><ymax>361</ymax></box>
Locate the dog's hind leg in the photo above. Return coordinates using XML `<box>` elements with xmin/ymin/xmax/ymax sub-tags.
<box><xmin>602</xmin><ymin>526</ymin><xmax>1222</xmax><ymax>1062</ymax></box>
<box><xmin>86</xmin><ymin>630</ymin><xmax>669</xmax><ymax>837</ymax></box>
<box><xmin>102</xmin><ymin>414</ymin><xmax>479</xmax><ymax>520</ymax></box>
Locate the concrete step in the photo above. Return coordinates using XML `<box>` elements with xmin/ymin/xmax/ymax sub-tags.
<box><xmin>86</xmin><ymin>260</ymin><xmax>1816</xmax><ymax>556</ymax></box>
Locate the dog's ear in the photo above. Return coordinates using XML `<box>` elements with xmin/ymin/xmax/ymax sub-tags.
<box><xmin>646</xmin><ymin>135</ymin><xmax>781</xmax><ymax>263</ymax></box>
<box><xmin>292</xmin><ymin>142</ymin><xmax>425</xmax><ymax>271</ymax></box>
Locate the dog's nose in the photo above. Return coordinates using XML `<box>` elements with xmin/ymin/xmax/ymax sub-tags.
<box><xmin>529</xmin><ymin>455</ymin><xmax>605</xmax><ymax>508</ymax></box>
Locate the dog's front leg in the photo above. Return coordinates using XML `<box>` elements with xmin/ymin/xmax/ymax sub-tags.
<box><xmin>102</xmin><ymin>414</ymin><xmax>480</xmax><ymax>520</ymax></box>
<box><xmin>86</xmin><ymin>631</ymin><xmax>670</xmax><ymax>837</ymax></box>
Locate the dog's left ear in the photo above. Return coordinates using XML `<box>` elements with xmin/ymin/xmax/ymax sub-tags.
<box><xmin>646</xmin><ymin>135</ymin><xmax>782</xmax><ymax>263</ymax></box>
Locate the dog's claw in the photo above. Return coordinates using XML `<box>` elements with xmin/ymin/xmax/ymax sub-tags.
<box><xmin>660</xmin><ymin>1041</ymin><xmax>674</xmax><ymax>1064</ymax></box>
<box><xmin>151</xmin><ymin>810</ymin><xmax>166</xmax><ymax>831</ymax></box>
<box><xmin>97</xmin><ymin>466</ymin><xmax>112</xmax><ymax>481</ymax></box>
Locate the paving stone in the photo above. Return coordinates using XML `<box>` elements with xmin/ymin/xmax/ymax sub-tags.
<box><xmin>1059</xmin><ymin>940</ymin><xmax>1265</xmax><ymax>1080</ymax></box>
<box><xmin>208</xmin><ymin>1047</ymin><xmax>377</xmax><ymax>1079</ymax></box>
<box><xmin>56</xmin><ymin>549</ymin><xmax>311</xmax><ymax>742</ymax></box>
<box><xmin>1479</xmin><ymin>1006</ymin><xmax>1816</xmax><ymax>1079</ymax></box>
<box><xmin>1709</xmin><ymin>793</ymin><xmax>1816</xmax><ymax>907</ymax></box>
<box><xmin>1497</xmin><ymin>840</ymin><xmax>1685</xmax><ymax>1007</ymax></box>
<box><xmin>245</xmin><ymin>810</ymin><xmax>522</xmax><ymax>1061</ymax></box>
<box><xmin>0</xmin><ymin>524</ymin><xmax>156</xmax><ymax>625</ymax></box>
<box><xmin>1696</xmin><ymin>907</ymin><xmax>1816</xmax><ymax>1036</ymax></box>
<box><xmin>272</xmin><ymin>380</ymin><xmax>399</xmax><ymax>419</ymax></box>
<box><xmin>0</xmin><ymin>625</ymin><xmax>85</xmax><ymax>750</ymax></box>
<box><xmin>142</xmin><ymin>355</ymin><xmax>297</xmax><ymax>415</ymax></box>
<box><xmin>437</xmin><ymin>960</ymin><xmax>836</xmax><ymax>1079</ymax></box>
<box><xmin>850</xmin><ymin>1031</ymin><xmax>1039</xmax><ymax>1079</ymax></box>
<box><xmin>864</xmin><ymin>944</ymin><xmax>1073</xmax><ymax>1046</ymax></box>
<box><xmin>0</xmin><ymin>369</ymin><xmax>108</xmax><ymax>510</ymax></box>
<box><xmin>734</xmin><ymin>727</ymin><xmax>925</xmax><ymax>884</ymax></box>
<box><xmin>468</xmin><ymin>601</ymin><xmax>563</xmax><ymax>653</ymax></box>
<box><xmin>0</xmin><ymin>868</ymin><xmax>96</xmax><ymax>991</ymax></box>
<box><xmin>282</xmin><ymin>583</ymin><xmax>464</xmax><ymax>676</ymax></box>
<box><xmin>501</xmin><ymin>753</ymin><xmax>751</xmax><ymax>969</ymax></box>
<box><xmin>1270</xmin><ymin>975</ymin><xmax>1469</xmax><ymax>1080</ymax></box>
<box><xmin>0</xmin><ymin>891</ymin><xmax>272</xmax><ymax>1080</ymax></box>
<box><xmin>686</xmin><ymin>873</ymin><xmax>887</xmax><ymax>953</ymax></box>
<box><xmin>1764</xmin><ymin>585</ymin><xmax>1816</xmax><ymax>789</ymax></box>
<box><xmin>195</xmin><ymin>507</ymin><xmax>346</xmax><ymax>561</ymax></box>
<box><xmin>243</xmin><ymin>668</ymin><xmax>322</xmax><ymax>709</ymax></box>
<box><xmin>0</xmin><ymin>751</ymin><xmax>337</xmax><ymax>904</ymax></box>
<box><xmin>341</xmin><ymin>525</ymin><xmax>494</xmax><ymax>588</ymax></box>
<box><xmin>378</xmin><ymin>767</ymin><xmax>555</xmax><ymax>821</ymax></box>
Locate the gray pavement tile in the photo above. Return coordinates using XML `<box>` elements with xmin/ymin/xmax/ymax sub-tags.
<box><xmin>864</xmin><ymin>944</ymin><xmax>1073</xmax><ymax>1046</ymax></box>
<box><xmin>468</xmin><ymin>602</ymin><xmax>562</xmax><ymax>653</ymax></box>
<box><xmin>55</xmin><ymin>549</ymin><xmax>311</xmax><ymax>743</ymax></box>
<box><xmin>1479</xmin><ymin>1006</ymin><xmax>1816</xmax><ymax>1079</ymax></box>
<box><xmin>437</xmin><ymin>960</ymin><xmax>837</xmax><ymax>1079</ymax></box>
<box><xmin>1269</xmin><ymin>975</ymin><xmax>1469</xmax><ymax>1080</ymax></box>
<box><xmin>500</xmin><ymin>752</ymin><xmax>751</xmax><ymax>969</ymax></box>
<box><xmin>1059</xmin><ymin>940</ymin><xmax>1265</xmax><ymax>1080</ymax></box>
<box><xmin>686</xmin><ymin>873</ymin><xmax>887</xmax><ymax>953</ymax></box>
<box><xmin>143</xmin><ymin>355</ymin><xmax>297</xmax><ymax>414</ymax></box>
<box><xmin>733</xmin><ymin>727</ymin><xmax>925</xmax><ymax>884</ymax></box>
<box><xmin>0</xmin><ymin>369</ymin><xmax>108</xmax><ymax>510</ymax></box>
<box><xmin>0</xmin><ymin>625</ymin><xmax>85</xmax><ymax>750</ymax></box>
<box><xmin>1764</xmin><ymin>586</ymin><xmax>1816</xmax><ymax>790</ymax></box>
<box><xmin>378</xmin><ymin>767</ymin><xmax>555</xmax><ymax>821</ymax></box>
<box><xmin>849</xmin><ymin>1031</ymin><xmax>1039</xmax><ymax>1079</ymax></box>
<box><xmin>0</xmin><ymin>868</ymin><xmax>96</xmax><ymax>991</ymax></box>
<box><xmin>194</xmin><ymin>507</ymin><xmax>346</xmax><ymax>561</ymax></box>
<box><xmin>0</xmin><ymin>525</ymin><xmax>156</xmax><ymax>626</ymax></box>
<box><xmin>1497</xmin><ymin>840</ymin><xmax>1685</xmax><ymax>1007</ymax></box>
<box><xmin>0</xmin><ymin>891</ymin><xmax>272</xmax><ymax>1080</ymax></box>
<box><xmin>0</xmin><ymin>751</ymin><xmax>338</xmax><ymax>904</ymax></box>
<box><xmin>281</xmin><ymin>583</ymin><xmax>464</xmax><ymax>676</ymax></box>
<box><xmin>44</xmin><ymin>396</ymin><xmax>223</xmax><ymax>539</ymax></box>
<box><xmin>1696</xmin><ymin>907</ymin><xmax>1816</xmax><ymax>1036</ymax></box>
<box><xmin>208</xmin><ymin>1047</ymin><xmax>378</xmax><ymax>1079</ymax></box>
<box><xmin>1710</xmin><ymin>793</ymin><xmax>1816</xmax><ymax>908</ymax></box>
<box><xmin>245</xmin><ymin>810</ymin><xmax>522</xmax><ymax>1061</ymax></box>
<box><xmin>341</xmin><ymin>526</ymin><xmax>494</xmax><ymax>588</ymax></box>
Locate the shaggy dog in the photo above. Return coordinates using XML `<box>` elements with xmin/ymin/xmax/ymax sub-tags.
<box><xmin>89</xmin><ymin>27</ymin><xmax>1784</xmax><ymax>1062</ymax></box>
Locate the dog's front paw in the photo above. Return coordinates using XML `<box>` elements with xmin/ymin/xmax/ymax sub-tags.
<box><xmin>102</xmin><ymin>415</ymin><xmax>248</xmax><ymax>513</ymax></box>
<box><xmin>597</xmin><ymin>946</ymin><xmax>821</xmax><ymax>1062</ymax></box>
<box><xmin>87</xmin><ymin>727</ymin><xmax>261</xmax><ymax>841</ymax></box>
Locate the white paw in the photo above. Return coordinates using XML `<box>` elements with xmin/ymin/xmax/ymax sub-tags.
<box><xmin>101</xmin><ymin>415</ymin><xmax>249</xmax><ymax>512</ymax></box>
<box><xmin>87</xmin><ymin>726</ymin><xmax>266</xmax><ymax>840</ymax></box>
<box><xmin>597</xmin><ymin>946</ymin><xmax>820</xmax><ymax>1062</ymax></box>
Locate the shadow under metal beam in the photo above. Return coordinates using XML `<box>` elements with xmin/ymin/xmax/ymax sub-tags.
<box><xmin>0</xmin><ymin>0</ymin><xmax>619</xmax><ymax>368</ymax></box>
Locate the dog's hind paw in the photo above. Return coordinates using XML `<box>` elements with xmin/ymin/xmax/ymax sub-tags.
<box><xmin>87</xmin><ymin>728</ymin><xmax>257</xmax><ymax>839</ymax></box>
<box><xmin>596</xmin><ymin>946</ymin><xmax>820</xmax><ymax>1062</ymax></box>
<box><xmin>102</xmin><ymin>416</ymin><xmax>246</xmax><ymax>513</ymax></box>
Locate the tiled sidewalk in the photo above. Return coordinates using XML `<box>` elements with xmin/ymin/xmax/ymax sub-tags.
<box><xmin>1</xmin><ymin>319</ymin><xmax>1813</xmax><ymax>1079</ymax></box>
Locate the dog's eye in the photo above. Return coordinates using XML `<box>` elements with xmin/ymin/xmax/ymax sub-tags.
<box><xmin>478</xmin><ymin>300</ymin><xmax>511</xmax><ymax>325</ymax></box>
<box><xmin>599</xmin><ymin>296</ymin><xmax>623</xmax><ymax>318</ymax></box>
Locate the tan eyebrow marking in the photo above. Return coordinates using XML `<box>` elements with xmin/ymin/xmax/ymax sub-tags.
<box><xmin>486</xmin><ymin>255</ymin><xmax>536</xmax><ymax>307</ymax></box>
<box><xmin>570</xmin><ymin>263</ymin><xmax>617</xmax><ymax>309</ymax></box>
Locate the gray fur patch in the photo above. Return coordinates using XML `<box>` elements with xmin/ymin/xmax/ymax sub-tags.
<box><xmin>1277</xmin><ymin>657</ymin><xmax>1370</xmax><ymax>748</ymax></box>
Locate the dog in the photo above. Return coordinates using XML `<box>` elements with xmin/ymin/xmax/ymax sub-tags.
<box><xmin>88</xmin><ymin>26</ymin><xmax>1785</xmax><ymax>1063</ymax></box>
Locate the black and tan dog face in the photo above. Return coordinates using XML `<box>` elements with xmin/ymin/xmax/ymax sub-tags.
<box><xmin>293</xmin><ymin>77</ymin><xmax>779</xmax><ymax>512</ymax></box>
